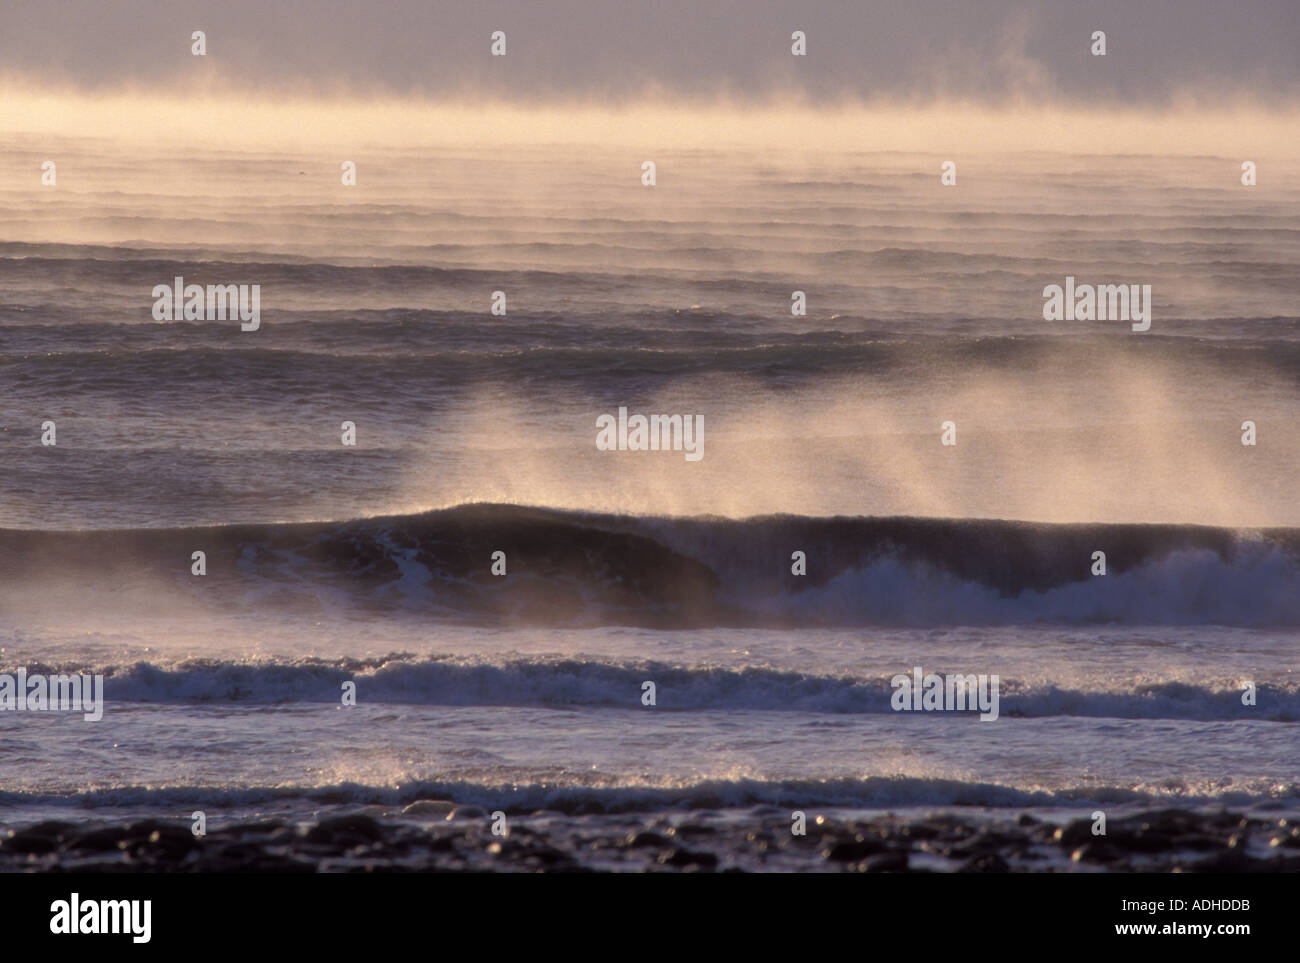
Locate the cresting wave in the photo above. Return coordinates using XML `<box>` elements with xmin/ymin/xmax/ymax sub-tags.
<box><xmin>2</xmin><ymin>505</ymin><xmax>1297</xmax><ymax>627</ymax></box>
<box><xmin>1</xmin><ymin>773</ymin><xmax>1296</xmax><ymax>816</ymax></box>
<box><xmin>2</xmin><ymin>655</ymin><xmax>1296</xmax><ymax>721</ymax></box>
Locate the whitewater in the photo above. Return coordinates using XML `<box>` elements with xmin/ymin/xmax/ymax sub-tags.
<box><xmin>0</xmin><ymin>138</ymin><xmax>1296</xmax><ymax>832</ymax></box>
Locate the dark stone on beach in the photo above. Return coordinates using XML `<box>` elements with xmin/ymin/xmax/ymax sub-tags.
<box><xmin>1171</xmin><ymin>835</ymin><xmax>1227</xmax><ymax>852</ymax></box>
<box><xmin>423</xmin><ymin>834</ymin><xmax>456</xmax><ymax>852</ymax></box>
<box><xmin>1269</xmin><ymin>825</ymin><xmax>1300</xmax><ymax>848</ymax></box>
<box><xmin>1143</xmin><ymin>814</ymin><xmax>1195</xmax><ymax>834</ymax></box>
<box><xmin>527</xmin><ymin>844</ymin><xmax>573</xmax><ymax>868</ymax></box>
<box><xmin>658</xmin><ymin>848</ymin><xmax>718</xmax><ymax>869</ymax></box>
<box><xmin>1060</xmin><ymin>826</ymin><xmax>1177</xmax><ymax>854</ymax></box>
<box><xmin>823</xmin><ymin>836</ymin><xmax>887</xmax><ymax>861</ymax></box>
<box><xmin>488</xmin><ymin>838</ymin><xmax>572</xmax><ymax>868</ymax></box>
<box><xmin>959</xmin><ymin>853</ymin><xmax>1010</xmax><ymax>872</ymax></box>
<box><xmin>4</xmin><ymin>805</ymin><xmax>1293</xmax><ymax>874</ymax></box>
<box><xmin>862</xmin><ymin>852</ymin><xmax>908</xmax><ymax>872</ymax></box>
<box><xmin>1113</xmin><ymin>831</ymin><xmax>1176</xmax><ymax>853</ymax></box>
<box><xmin>1186</xmin><ymin>851</ymin><xmax>1273</xmax><ymax>873</ymax></box>
<box><xmin>670</xmin><ymin>823</ymin><xmax>717</xmax><ymax>840</ymax></box>
<box><xmin>899</xmin><ymin>822</ymin><xmax>944</xmax><ymax>841</ymax></box>
<box><xmin>402</xmin><ymin>800</ymin><xmax>456</xmax><ymax>817</ymax></box>
<box><xmin>124</xmin><ymin>819</ymin><xmax>178</xmax><ymax>839</ymax></box>
<box><xmin>3</xmin><ymin>835</ymin><xmax>57</xmax><ymax>854</ymax></box>
<box><xmin>3</xmin><ymin>822</ymin><xmax>75</xmax><ymax>853</ymax></box>
<box><xmin>1113</xmin><ymin>809</ymin><xmax>1203</xmax><ymax>839</ymax></box>
<box><xmin>446</xmin><ymin>805</ymin><xmax>487</xmax><ymax>820</ymax></box>
<box><xmin>626</xmin><ymin>831</ymin><xmax>670</xmax><ymax>848</ymax></box>
<box><xmin>68</xmin><ymin>828</ymin><xmax>130</xmax><ymax>852</ymax></box>
<box><xmin>305</xmin><ymin>813</ymin><xmax>384</xmax><ymax>845</ymax></box>
<box><xmin>948</xmin><ymin>830</ymin><xmax>1023</xmax><ymax>858</ymax></box>
<box><xmin>131</xmin><ymin>826</ymin><xmax>199</xmax><ymax>860</ymax></box>
<box><xmin>210</xmin><ymin>842</ymin><xmax>271</xmax><ymax>865</ymax></box>
<box><xmin>206</xmin><ymin>850</ymin><xmax>317</xmax><ymax>873</ymax></box>
<box><xmin>222</xmin><ymin>820</ymin><xmax>287</xmax><ymax>836</ymax></box>
<box><xmin>1072</xmin><ymin>842</ymin><xmax>1123</xmax><ymax>864</ymax></box>
<box><xmin>1056</xmin><ymin>812</ymin><xmax>1205</xmax><ymax>853</ymax></box>
<box><xmin>1016</xmin><ymin>814</ymin><xmax>1039</xmax><ymax>827</ymax></box>
<box><xmin>1028</xmin><ymin>822</ymin><xmax>1062</xmax><ymax>844</ymax></box>
<box><xmin>15</xmin><ymin>820</ymin><xmax>76</xmax><ymax>838</ymax></box>
<box><xmin>1053</xmin><ymin>820</ymin><xmax>1097</xmax><ymax>848</ymax></box>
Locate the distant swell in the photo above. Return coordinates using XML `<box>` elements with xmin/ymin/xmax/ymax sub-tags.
<box><xmin>1</xmin><ymin>504</ymin><xmax>1298</xmax><ymax>627</ymax></box>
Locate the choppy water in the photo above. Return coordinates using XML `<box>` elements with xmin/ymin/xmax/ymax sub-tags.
<box><xmin>0</xmin><ymin>139</ymin><xmax>1296</xmax><ymax>829</ymax></box>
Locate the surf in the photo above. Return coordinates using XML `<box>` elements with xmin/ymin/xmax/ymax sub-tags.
<box><xmin>1</xmin><ymin>504</ymin><xmax>1296</xmax><ymax>627</ymax></box>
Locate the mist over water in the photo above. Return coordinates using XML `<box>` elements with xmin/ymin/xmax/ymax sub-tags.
<box><xmin>1</xmin><ymin>108</ymin><xmax>1297</xmax><ymax>825</ymax></box>
<box><xmin>1</xmin><ymin>137</ymin><xmax>1296</xmax><ymax>529</ymax></box>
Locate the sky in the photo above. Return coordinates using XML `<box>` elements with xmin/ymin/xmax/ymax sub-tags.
<box><xmin>0</xmin><ymin>0</ymin><xmax>1297</xmax><ymax>107</ymax></box>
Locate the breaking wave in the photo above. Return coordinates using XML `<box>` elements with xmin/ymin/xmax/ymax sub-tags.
<box><xmin>1</xmin><ymin>504</ymin><xmax>1297</xmax><ymax>627</ymax></box>
<box><xmin>3</xmin><ymin>655</ymin><xmax>1297</xmax><ymax>721</ymax></box>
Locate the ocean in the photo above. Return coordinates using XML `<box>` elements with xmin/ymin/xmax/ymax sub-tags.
<box><xmin>1</xmin><ymin>136</ymin><xmax>1297</xmax><ymax>862</ymax></box>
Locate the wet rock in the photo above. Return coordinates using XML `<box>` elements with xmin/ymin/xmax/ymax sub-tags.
<box><xmin>670</xmin><ymin>823</ymin><xmax>717</xmax><ymax>841</ymax></box>
<box><xmin>445</xmin><ymin>805</ymin><xmax>487</xmax><ymax>821</ymax></box>
<box><xmin>1269</xmin><ymin>825</ymin><xmax>1300</xmax><ymax>848</ymax></box>
<box><xmin>959</xmin><ymin>853</ymin><xmax>1010</xmax><ymax>872</ymax></box>
<box><xmin>3</xmin><ymin>821</ymin><xmax>75</xmax><ymax>854</ymax></box>
<box><xmin>1111</xmin><ymin>809</ymin><xmax>1205</xmax><ymax>847</ymax></box>
<box><xmin>658</xmin><ymin>848</ymin><xmax>718</xmax><ymax>869</ymax></box>
<box><xmin>423</xmin><ymin>834</ymin><xmax>456</xmax><ymax>853</ymax></box>
<box><xmin>402</xmin><ymin>800</ymin><xmax>456</xmax><ymax>817</ymax></box>
<box><xmin>1071</xmin><ymin>842</ymin><xmax>1123</xmax><ymax>864</ymax></box>
<box><xmin>221</xmin><ymin>820</ymin><xmax>287</xmax><ymax>837</ymax></box>
<box><xmin>131</xmin><ymin>826</ymin><xmax>199</xmax><ymax>860</ymax></box>
<box><xmin>1186</xmin><ymin>851</ymin><xmax>1272</xmax><ymax>873</ymax></box>
<box><xmin>625</xmin><ymin>831</ymin><xmax>670</xmax><ymax>848</ymax></box>
<box><xmin>899</xmin><ymin>822</ymin><xmax>944</xmax><ymax>841</ymax></box>
<box><xmin>1171</xmin><ymin>835</ymin><xmax>1227</xmax><ymax>852</ymax></box>
<box><xmin>0</xmin><ymin>804</ymin><xmax>1285</xmax><ymax>874</ymax></box>
<box><xmin>305</xmin><ymin>813</ymin><xmax>385</xmax><ymax>845</ymax></box>
<box><xmin>823</xmin><ymin>836</ymin><xmax>887</xmax><ymax>861</ymax></box>
<box><xmin>862</xmin><ymin>851</ymin><xmax>908</xmax><ymax>872</ymax></box>
<box><xmin>1053</xmin><ymin>820</ymin><xmax>1097</xmax><ymax>848</ymax></box>
<box><xmin>68</xmin><ymin>828</ymin><xmax>129</xmax><ymax>852</ymax></box>
<box><xmin>948</xmin><ymin>831</ymin><xmax>1023</xmax><ymax>858</ymax></box>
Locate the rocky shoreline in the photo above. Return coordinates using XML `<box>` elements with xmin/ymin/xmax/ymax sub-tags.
<box><xmin>4</xmin><ymin>804</ymin><xmax>1300</xmax><ymax>872</ymax></box>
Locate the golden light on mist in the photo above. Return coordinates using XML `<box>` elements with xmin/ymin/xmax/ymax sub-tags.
<box><xmin>4</xmin><ymin>84</ymin><xmax>1300</xmax><ymax>158</ymax></box>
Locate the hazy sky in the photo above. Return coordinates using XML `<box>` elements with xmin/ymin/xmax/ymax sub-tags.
<box><xmin>1</xmin><ymin>0</ymin><xmax>1296</xmax><ymax>106</ymax></box>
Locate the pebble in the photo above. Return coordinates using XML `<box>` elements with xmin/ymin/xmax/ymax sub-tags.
<box><xmin>2</xmin><ymin>806</ymin><xmax>1294</xmax><ymax>873</ymax></box>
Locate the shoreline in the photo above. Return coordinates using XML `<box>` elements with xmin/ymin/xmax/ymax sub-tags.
<box><xmin>3</xmin><ymin>805</ymin><xmax>1298</xmax><ymax>873</ymax></box>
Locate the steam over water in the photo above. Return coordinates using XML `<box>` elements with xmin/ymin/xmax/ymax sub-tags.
<box><xmin>0</xmin><ymin>136</ymin><xmax>1297</xmax><ymax>827</ymax></box>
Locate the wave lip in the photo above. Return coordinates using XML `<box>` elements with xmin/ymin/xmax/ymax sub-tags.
<box><xmin>2</xmin><ymin>505</ymin><xmax>1298</xmax><ymax>628</ymax></box>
